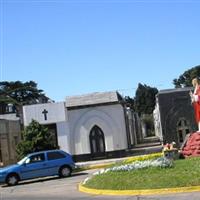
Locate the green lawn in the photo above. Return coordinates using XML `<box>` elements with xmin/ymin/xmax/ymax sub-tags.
<box><xmin>84</xmin><ymin>157</ymin><xmax>200</xmax><ymax>190</ymax></box>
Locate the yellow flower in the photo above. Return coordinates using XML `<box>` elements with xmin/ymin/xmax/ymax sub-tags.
<box><xmin>123</xmin><ymin>152</ymin><xmax>163</xmax><ymax>164</ymax></box>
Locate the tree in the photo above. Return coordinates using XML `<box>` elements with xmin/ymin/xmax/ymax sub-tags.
<box><xmin>134</xmin><ymin>83</ymin><xmax>158</xmax><ymax>115</ymax></box>
<box><xmin>173</xmin><ymin>65</ymin><xmax>200</xmax><ymax>88</ymax></box>
<box><xmin>16</xmin><ymin>120</ymin><xmax>57</xmax><ymax>159</ymax></box>
<box><xmin>0</xmin><ymin>81</ymin><xmax>49</xmax><ymax>118</ymax></box>
<box><xmin>124</xmin><ymin>96</ymin><xmax>135</xmax><ymax>111</ymax></box>
<box><xmin>142</xmin><ymin>114</ymin><xmax>155</xmax><ymax>137</ymax></box>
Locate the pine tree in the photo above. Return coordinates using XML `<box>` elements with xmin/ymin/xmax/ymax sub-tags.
<box><xmin>16</xmin><ymin>120</ymin><xmax>57</xmax><ymax>159</ymax></box>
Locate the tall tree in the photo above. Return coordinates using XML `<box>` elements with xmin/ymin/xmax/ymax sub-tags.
<box><xmin>16</xmin><ymin>120</ymin><xmax>57</xmax><ymax>159</ymax></box>
<box><xmin>124</xmin><ymin>96</ymin><xmax>135</xmax><ymax>111</ymax></box>
<box><xmin>173</xmin><ymin>65</ymin><xmax>200</xmax><ymax>88</ymax></box>
<box><xmin>0</xmin><ymin>81</ymin><xmax>49</xmax><ymax>117</ymax></box>
<box><xmin>134</xmin><ymin>83</ymin><xmax>158</xmax><ymax>115</ymax></box>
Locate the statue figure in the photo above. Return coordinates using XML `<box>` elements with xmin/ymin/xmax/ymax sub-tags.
<box><xmin>190</xmin><ymin>78</ymin><xmax>200</xmax><ymax>132</ymax></box>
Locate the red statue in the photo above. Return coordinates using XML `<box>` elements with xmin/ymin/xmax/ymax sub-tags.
<box><xmin>190</xmin><ymin>78</ymin><xmax>200</xmax><ymax>132</ymax></box>
<box><xmin>182</xmin><ymin>78</ymin><xmax>200</xmax><ymax>157</ymax></box>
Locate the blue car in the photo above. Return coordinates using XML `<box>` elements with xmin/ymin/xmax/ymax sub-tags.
<box><xmin>0</xmin><ymin>150</ymin><xmax>75</xmax><ymax>186</ymax></box>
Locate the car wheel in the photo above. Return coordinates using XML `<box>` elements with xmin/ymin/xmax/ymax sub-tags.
<box><xmin>6</xmin><ymin>174</ymin><xmax>19</xmax><ymax>186</ymax></box>
<box><xmin>59</xmin><ymin>166</ymin><xmax>71</xmax><ymax>178</ymax></box>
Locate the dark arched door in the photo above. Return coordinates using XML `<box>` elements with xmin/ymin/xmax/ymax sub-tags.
<box><xmin>89</xmin><ymin>126</ymin><xmax>106</xmax><ymax>158</ymax></box>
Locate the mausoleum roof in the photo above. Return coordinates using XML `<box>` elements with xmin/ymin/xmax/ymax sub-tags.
<box><xmin>158</xmin><ymin>87</ymin><xmax>192</xmax><ymax>95</ymax></box>
<box><xmin>65</xmin><ymin>91</ymin><xmax>123</xmax><ymax>108</ymax></box>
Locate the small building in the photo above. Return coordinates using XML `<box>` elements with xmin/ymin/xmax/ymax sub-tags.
<box><xmin>0</xmin><ymin>119</ymin><xmax>21</xmax><ymax>166</ymax></box>
<box><xmin>153</xmin><ymin>88</ymin><xmax>197</xmax><ymax>147</ymax></box>
<box><xmin>23</xmin><ymin>91</ymin><xmax>143</xmax><ymax>161</ymax></box>
<box><xmin>0</xmin><ymin>104</ymin><xmax>21</xmax><ymax>166</ymax></box>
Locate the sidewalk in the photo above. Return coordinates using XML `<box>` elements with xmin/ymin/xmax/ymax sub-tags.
<box><xmin>75</xmin><ymin>144</ymin><xmax>162</xmax><ymax>169</ymax></box>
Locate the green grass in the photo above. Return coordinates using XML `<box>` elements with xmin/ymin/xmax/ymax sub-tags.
<box><xmin>84</xmin><ymin>157</ymin><xmax>200</xmax><ymax>190</ymax></box>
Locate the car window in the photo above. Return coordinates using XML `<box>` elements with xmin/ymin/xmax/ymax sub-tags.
<box><xmin>18</xmin><ymin>156</ymin><xmax>28</xmax><ymax>165</ymax></box>
<box><xmin>26</xmin><ymin>153</ymin><xmax>45</xmax><ymax>164</ymax></box>
<box><xmin>47</xmin><ymin>151</ymin><xmax>66</xmax><ymax>160</ymax></box>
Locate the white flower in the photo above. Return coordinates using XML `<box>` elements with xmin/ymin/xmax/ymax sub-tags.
<box><xmin>95</xmin><ymin>157</ymin><xmax>173</xmax><ymax>174</ymax></box>
<box><xmin>93</xmin><ymin>171</ymin><xmax>100</xmax><ymax>176</ymax></box>
<box><xmin>82</xmin><ymin>177</ymin><xmax>90</xmax><ymax>185</ymax></box>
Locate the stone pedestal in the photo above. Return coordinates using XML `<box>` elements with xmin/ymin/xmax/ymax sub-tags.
<box><xmin>182</xmin><ymin>132</ymin><xmax>200</xmax><ymax>157</ymax></box>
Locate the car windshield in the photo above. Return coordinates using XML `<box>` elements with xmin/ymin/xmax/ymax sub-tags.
<box><xmin>17</xmin><ymin>156</ymin><xmax>28</xmax><ymax>165</ymax></box>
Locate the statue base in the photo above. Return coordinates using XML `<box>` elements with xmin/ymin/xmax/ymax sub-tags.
<box><xmin>182</xmin><ymin>132</ymin><xmax>200</xmax><ymax>157</ymax></box>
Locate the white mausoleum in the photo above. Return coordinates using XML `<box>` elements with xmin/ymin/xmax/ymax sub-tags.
<box><xmin>23</xmin><ymin>92</ymin><xmax>140</xmax><ymax>161</ymax></box>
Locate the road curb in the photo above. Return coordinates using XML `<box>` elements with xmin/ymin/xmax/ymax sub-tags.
<box><xmin>79</xmin><ymin>183</ymin><xmax>200</xmax><ymax>196</ymax></box>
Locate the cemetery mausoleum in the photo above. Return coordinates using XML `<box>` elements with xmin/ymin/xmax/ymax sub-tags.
<box><xmin>154</xmin><ymin>87</ymin><xmax>197</xmax><ymax>147</ymax></box>
<box><xmin>23</xmin><ymin>91</ymin><xmax>143</xmax><ymax>161</ymax></box>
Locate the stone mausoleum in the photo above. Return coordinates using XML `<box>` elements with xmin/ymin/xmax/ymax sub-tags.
<box><xmin>23</xmin><ymin>91</ymin><xmax>143</xmax><ymax>161</ymax></box>
<box><xmin>154</xmin><ymin>87</ymin><xmax>197</xmax><ymax>147</ymax></box>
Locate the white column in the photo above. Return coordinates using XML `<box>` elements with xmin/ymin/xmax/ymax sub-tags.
<box><xmin>56</xmin><ymin>122</ymin><xmax>72</xmax><ymax>154</ymax></box>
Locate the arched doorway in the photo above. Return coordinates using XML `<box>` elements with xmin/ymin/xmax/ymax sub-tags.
<box><xmin>89</xmin><ymin>125</ymin><xmax>106</xmax><ymax>158</ymax></box>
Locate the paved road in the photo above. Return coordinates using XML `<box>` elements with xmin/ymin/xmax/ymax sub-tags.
<box><xmin>1</xmin><ymin>169</ymin><xmax>200</xmax><ymax>200</ymax></box>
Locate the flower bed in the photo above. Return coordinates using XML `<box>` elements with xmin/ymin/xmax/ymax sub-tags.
<box><xmin>82</xmin><ymin>157</ymin><xmax>200</xmax><ymax>190</ymax></box>
<box><xmin>83</xmin><ymin>156</ymin><xmax>172</xmax><ymax>185</ymax></box>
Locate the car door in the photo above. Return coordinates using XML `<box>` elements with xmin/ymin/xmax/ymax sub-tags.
<box><xmin>46</xmin><ymin>151</ymin><xmax>67</xmax><ymax>175</ymax></box>
<box><xmin>20</xmin><ymin>153</ymin><xmax>48</xmax><ymax>180</ymax></box>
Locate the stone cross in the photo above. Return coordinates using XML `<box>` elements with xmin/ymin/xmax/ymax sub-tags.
<box><xmin>42</xmin><ymin>109</ymin><xmax>48</xmax><ymax>120</ymax></box>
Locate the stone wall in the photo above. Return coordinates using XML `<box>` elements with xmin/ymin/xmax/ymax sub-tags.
<box><xmin>0</xmin><ymin>120</ymin><xmax>21</xmax><ymax>166</ymax></box>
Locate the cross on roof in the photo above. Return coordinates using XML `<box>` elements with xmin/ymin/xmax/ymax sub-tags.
<box><xmin>42</xmin><ymin>109</ymin><xmax>48</xmax><ymax>120</ymax></box>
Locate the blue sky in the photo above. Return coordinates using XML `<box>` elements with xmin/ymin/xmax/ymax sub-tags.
<box><xmin>1</xmin><ymin>0</ymin><xmax>200</xmax><ymax>101</ymax></box>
